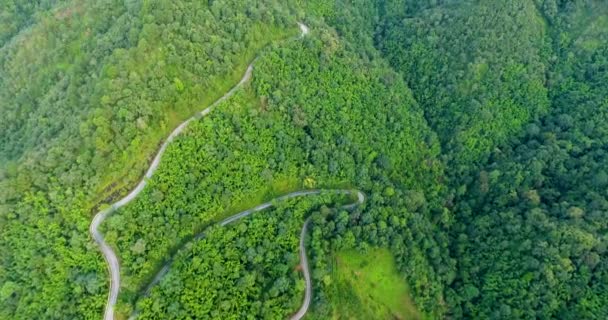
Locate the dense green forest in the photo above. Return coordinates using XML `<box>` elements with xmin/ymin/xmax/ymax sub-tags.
<box><xmin>0</xmin><ymin>0</ymin><xmax>67</xmax><ymax>47</ymax></box>
<box><xmin>2</xmin><ymin>0</ymin><xmax>608</xmax><ymax>319</ymax></box>
<box><xmin>104</xmin><ymin>24</ymin><xmax>447</xmax><ymax>317</ymax></box>
<box><xmin>311</xmin><ymin>0</ymin><xmax>608</xmax><ymax>318</ymax></box>
<box><xmin>1</xmin><ymin>0</ymin><xmax>298</xmax><ymax>318</ymax></box>
<box><xmin>445</xmin><ymin>2</ymin><xmax>608</xmax><ymax>317</ymax></box>
<box><xmin>135</xmin><ymin>196</ymin><xmax>341</xmax><ymax>318</ymax></box>
<box><xmin>310</xmin><ymin>0</ymin><xmax>552</xmax><ymax>166</ymax></box>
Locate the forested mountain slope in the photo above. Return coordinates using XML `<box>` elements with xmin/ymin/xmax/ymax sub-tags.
<box><xmin>104</xmin><ymin>23</ymin><xmax>448</xmax><ymax>317</ymax></box>
<box><xmin>1</xmin><ymin>0</ymin><xmax>293</xmax><ymax>199</ymax></box>
<box><xmin>377</xmin><ymin>0</ymin><xmax>552</xmax><ymax>165</ymax></box>
<box><xmin>0</xmin><ymin>0</ymin><xmax>67</xmax><ymax>47</ymax></box>
<box><xmin>311</xmin><ymin>0</ymin><xmax>552</xmax><ymax>166</ymax></box>
<box><xmin>445</xmin><ymin>2</ymin><xmax>608</xmax><ymax>318</ymax></box>
<box><xmin>2</xmin><ymin>0</ymin><xmax>608</xmax><ymax>319</ymax></box>
<box><xmin>1</xmin><ymin>0</ymin><xmax>298</xmax><ymax>318</ymax></box>
<box><xmin>307</xmin><ymin>0</ymin><xmax>608</xmax><ymax>318</ymax></box>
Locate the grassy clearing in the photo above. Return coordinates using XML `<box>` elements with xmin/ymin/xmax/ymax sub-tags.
<box><xmin>324</xmin><ymin>248</ymin><xmax>423</xmax><ymax>320</ymax></box>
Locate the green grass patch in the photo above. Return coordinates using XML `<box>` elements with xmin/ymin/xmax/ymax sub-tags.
<box><xmin>325</xmin><ymin>248</ymin><xmax>423</xmax><ymax>320</ymax></box>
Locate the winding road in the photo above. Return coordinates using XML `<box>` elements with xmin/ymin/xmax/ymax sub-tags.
<box><xmin>91</xmin><ymin>22</ymin><xmax>363</xmax><ymax>320</ymax></box>
<box><xmin>136</xmin><ymin>189</ymin><xmax>365</xmax><ymax>320</ymax></box>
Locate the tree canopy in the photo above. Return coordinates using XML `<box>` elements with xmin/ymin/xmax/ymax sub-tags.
<box><xmin>2</xmin><ymin>0</ymin><xmax>608</xmax><ymax>319</ymax></box>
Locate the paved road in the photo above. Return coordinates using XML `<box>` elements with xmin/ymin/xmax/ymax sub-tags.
<box><xmin>139</xmin><ymin>189</ymin><xmax>365</xmax><ymax>296</ymax></box>
<box><xmin>290</xmin><ymin>189</ymin><xmax>365</xmax><ymax>320</ymax></box>
<box><xmin>89</xmin><ymin>55</ymin><xmax>254</xmax><ymax>320</ymax></box>
<box><xmin>91</xmin><ymin>22</ymin><xmax>356</xmax><ymax>320</ymax></box>
<box><xmin>291</xmin><ymin>218</ymin><xmax>312</xmax><ymax>320</ymax></box>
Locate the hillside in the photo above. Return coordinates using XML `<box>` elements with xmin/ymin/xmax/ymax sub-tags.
<box><xmin>1</xmin><ymin>0</ymin><xmax>608</xmax><ymax>319</ymax></box>
<box><xmin>1</xmin><ymin>1</ymin><xmax>298</xmax><ymax>318</ymax></box>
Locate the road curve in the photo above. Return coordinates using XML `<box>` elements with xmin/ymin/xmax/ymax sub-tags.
<box><xmin>90</xmin><ymin>57</ymin><xmax>254</xmax><ymax>320</ymax></box>
<box><xmin>140</xmin><ymin>190</ymin><xmax>365</xmax><ymax>295</ymax></box>
<box><xmin>131</xmin><ymin>189</ymin><xmax>364</xmax><ymax>320</ymax></box>
<box><xmin>289</xmin><ymin>190</ymin><xmax>364</xmax><ymax>320</ymax></box>
<box><xmin>89</xmin><ymin>22</ymin><xmax>332</xmax><ymax>320</ymax></box>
